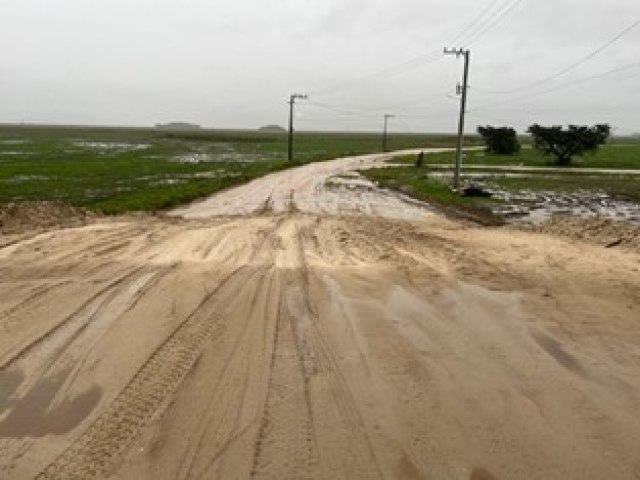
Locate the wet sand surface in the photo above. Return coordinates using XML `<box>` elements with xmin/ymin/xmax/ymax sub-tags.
<box><xmin>1</xmin><ymin>151</ymin><xmax>640</xmax><ymax>479</ymax></box>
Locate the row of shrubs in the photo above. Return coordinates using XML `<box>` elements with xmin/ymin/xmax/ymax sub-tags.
<box><xmin>477</xmin><ymin>124</ymin><xmax>610</xmax><ymax>166</ymax></box>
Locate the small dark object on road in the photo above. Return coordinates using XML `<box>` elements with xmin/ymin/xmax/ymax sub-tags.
<box><xmin>461</xmin><ymin>185</ymin><xmax>492</xmax><ymax>198</ymax></box>
<box><xmin>605</xmin><ymin>239</ymin><xmax>623</xmax><ymax>248</ymax></box>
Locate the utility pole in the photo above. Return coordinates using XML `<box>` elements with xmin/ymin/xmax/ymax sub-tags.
<box><xmin>382</xmin><ymin>114</ymin><xmax>394</xmax><ymax>152</ymax></box>
<box><xmin>288</xmin><ymin>93</ymin><xmax>308</xmax><ymax>162</ymax></box>
<box><xmin>444</xmin><ymin>48</ymin><xmax>470</xmax><ymax>192</ymax></box>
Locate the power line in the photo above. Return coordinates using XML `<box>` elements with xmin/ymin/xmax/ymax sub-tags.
<box><xmin>308</xmin><ymin>51</ymin><xmax>443</xmax><ymax>97</ymax></box>
<box><xmin>358</xmin><ymin>92</ymin><xmax>451</xmax><ymax>112</ymax></box>
<box><xmin>302</xmin><ymin>100</ymin><xmax>452</xmax><ymax>121</ymax></box>
<box><xmin>308</xmin><ymin>3</ymin><xmax>507</xmax><ymax>98</ymax></box>
<box><xmin>453</xmin><ymin>0</ymin><xmax>513</xmax><ymax>46</ymax></box>
<box><xmin>513</xmin><ymin>60</ymin><xmax>640</xmax><ymax>99</ymax></box>
<box><xmin>297</xmin><ymin>116</ymin><xmax>379</xmax><ymax>123</ymax></box>
<box><xmin>472</xmin><ymin>60</ymin><xmax>640</xmax><ymax>111</ymax></box>
<box><xmin>463</xmin><ymin>0</ymin><xmax>526</xmax><ymax>46</ymax></box>
<box><xmin>304</xmin><ymin>101</ymin><xmax>380</xmax><ymax>118</ymax></box>
<box><xmin>306</xmin><ymin>0</ymin><xmax>527</xmax><ymax>99</ymax></box>
<box><xmin>396</xmin><ymin>112</ymin><xmax>453</xmax><ymax>120</ymax></box>
<box><xmin>475</xmin><ymin>18</ymin><xmax>640</xmax><ymax>94</ymax></box>
<box><xmin>447</xmin><ymin>0</ymin><xmax>504</xmax><ymax>45</ymax></box>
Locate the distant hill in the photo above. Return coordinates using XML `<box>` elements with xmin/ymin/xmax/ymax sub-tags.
<box><xmin>155</xmin><ymin>122</ymin><xmax>201</xmax><ymax>131</ymax></box>
<box><xmin>259</xmin><ymin>125</ymin><xmax>286</xmax><ymax>133</ymax></box>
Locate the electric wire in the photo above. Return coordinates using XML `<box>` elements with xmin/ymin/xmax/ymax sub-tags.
<box><xmin>451</xmin><ymin>0</ymin><xmax>514</xmax><ymax>46</ymax></box>
<box><xmin>308</xmin><ymin>50</ymin><xmax>443</xmax><ymax>97</ymax></box>
<box><xmin>472</xmin><ymin>60</ymin><xmax>640</xmax><ymax>112</ymax></box>
<box><xmin>447</xmin><ymin>0</ymin><xmax>504</xmax><ymax>45</ymax></box>
<box><xmin>309</xmin><ymin>1</ymin><xmax>515</xmax><ymax>99</ymax></box>
<box><xmin>357</xmin><ymin>92</ymin><xmax>451</xmax><ymax>112</ymax></box>
<box><xmin>303</xmin><ymin>101</ymin><xmax>381</xmax><ymax>118</ymax></box>
<box><xmin>296</xmin><ymin>0</ymin><xmax>637</xmax><ymax>133</ymax></box>
<box><xmin>462</xmin><ymin>0</ymin><xmax>526</xmax><ymax>46</ymax></box>
<box><xmin>475</xmin><ymin>17</ymin><xmax>640</xmax><ymax>94</ymax></box>
<box><xmin>302</xmin><ymin>100</ymin><xmax>454</xmax><ymax>121</ymax></box>
<box><xmin>308</xmin><ymin>0</ymin><xmax>526</xmax><ymax>99</ymax></box>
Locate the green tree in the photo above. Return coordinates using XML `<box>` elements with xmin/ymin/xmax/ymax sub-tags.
<box><xmin>477</xmin><ymin>126</ymin><xmax>520</xmax><ymax>155</ymax></box>
<box><xmin>527</xmin><ymin>124</ymin><xmax>610</xmax><ymax>166</ymax></box>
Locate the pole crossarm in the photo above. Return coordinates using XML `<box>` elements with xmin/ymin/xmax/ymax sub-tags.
<box><xmin>444</xmin><ymin>47</ymin><xmax>468</xmax><ymax>57</ymax></box>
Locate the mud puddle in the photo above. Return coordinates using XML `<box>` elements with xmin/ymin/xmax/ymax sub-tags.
<box><xmin>426</xmin><ymin>171</ymin><xmax>640</xmax><ymax>225</ymax></box>
<box><xmin>0</xmin><ymin>368</ymin><xmax>102</xmax><ymax>438</ymax></box>
<box><xmin>490</xmin><ymin>190</ymin><xmax>640</xmax><ymax>225</ymax></box>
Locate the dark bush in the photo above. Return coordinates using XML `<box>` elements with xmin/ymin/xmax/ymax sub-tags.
<box><xmin>477</xmin><ymin>126</ymin><xmax>520</xmax><ymax>155</ymax></box>
<box><xmin>527</xmin><ymin>124</ymin><xmax>610</xmax><ymax>166</ymax></box>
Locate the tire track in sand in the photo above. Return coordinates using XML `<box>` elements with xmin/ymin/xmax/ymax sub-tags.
<box><xmin>35</xmin><ymin>218</ymin><xmax>286</xmax><ymax>480</ymax></box>
<box><xmin>34</xmin><ymin>273</ymin><xmax>240</xmax><ymax>479</ymax></box>
<box><xmin>250</xmin><ymin>217</ymin><xmax>382</xmax><ymax>479</ymax></box>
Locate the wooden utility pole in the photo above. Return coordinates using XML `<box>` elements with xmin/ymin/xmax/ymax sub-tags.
<box><xmin>444</xmin><ymin>48</ymin><xmax>470</xmax><ymax>192</ymax></box>
<box><xmin>382</xmin><ymin>114</ymin><xmax>394</xmax><ymax>152</ymax></box>
<box><xmin>288</xmin><ymin>93</ymin><xmax>308</xmax><ymax>162</ymax></box>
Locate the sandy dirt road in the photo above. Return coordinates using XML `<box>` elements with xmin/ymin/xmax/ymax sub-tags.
<box><xmin>1</xmin><ymin>151</ymin><xmax>640</xmax><ymax>480</ymax></box>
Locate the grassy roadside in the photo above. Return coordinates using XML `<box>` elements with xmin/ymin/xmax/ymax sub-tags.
<box><xmin>359</xmin><ymin>167</ymin><xmax>505</xmax><ymax>225</ymax></box>
<box><xmin>360</xmin><ymin>163</ymin><xmax>640</xmax><ymax>225</ymax></box>
<box><xmin>0</xmin><ymin>126</ymin><xmax>470</xmax><ymax>214</ymax></box>
<box><xmin>0</xmin><ymin>140</ymin><xmax>290</xmax><ymax>214</ymax></box>
<box><xmin>392</xmin><ymin>144</ymin><xmax>640</xmax><ymax>170</ymax></box>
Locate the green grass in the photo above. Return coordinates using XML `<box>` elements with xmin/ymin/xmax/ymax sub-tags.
<box><xmin>0</xmin><ymin>125</ymin><xmax>467</xmax><ymax>214</ymax></box>
<box><xmin>359</xmin><ymin>167</ymin><xmax>503</xmax><ymax>225</ymax></box>
<box><xmin>393</xmin><ymin>144</ymin><xmax>640</xmax><ymax>169</ymax></box>
<box><xmin>359</xmin><ymin>167</ymin><xmax>493</xmax><ymax>206</ymax></box>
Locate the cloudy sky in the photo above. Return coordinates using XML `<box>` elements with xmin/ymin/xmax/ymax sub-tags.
<box><xmin>1</xmin><ymin>0</ymin><xmax>639</xmax><ymax>134</ymax></box>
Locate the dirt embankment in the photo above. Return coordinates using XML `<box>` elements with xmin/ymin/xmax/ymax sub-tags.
<box><xmin>0</xmin><ymin>201</ymin><xmax>95</xmax><ymax>236</ymax></box>
<box><xmin>531</xmin><ymin>216</ymin><xmax>640</xmax><ymax>252</ymax></box>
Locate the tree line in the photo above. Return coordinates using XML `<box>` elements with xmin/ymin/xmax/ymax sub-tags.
<box><xmin>477</xmin><ymin>124</ymin><xmax>611</xmax><ymax>166</ymax></box>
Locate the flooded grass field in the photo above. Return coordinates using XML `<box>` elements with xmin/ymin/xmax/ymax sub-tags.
<box><xmin>369</xmin><ymin>142</ymin><xmax>640</xmax><ymax>224</ymax></box>
<box><xmin>3</xmin><ymin>125</ymin><xmax>637</xmax><ymax>223</ymax></box>
<box><xmin>0</xmin><ymin>125</ymin><xmax>466</xmax><ymax>214</ymax></box>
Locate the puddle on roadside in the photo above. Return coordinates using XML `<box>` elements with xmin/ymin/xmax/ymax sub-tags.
<box><xmin>491</xmin><ymin>191</ymin><xmax>640</xmax><ymax>226</ymax></box>
<box><xmin>319</xmin><ymin>175</ymin><xmax>434</xmax><ymax>221</ymax></box>
<box><xmin>0</xmin><ymin>368</ymin><xmax>102</xmax><ymax>438</ymax></box>
<box><xmin>332</xmin><ymin>171</ymin><xmax>640</xmax><ymax>225</ymax></box>
<box><xmin>406</xmin><ymin>171</ymin><xmax>640</xmax><ymax>225</ymax></box>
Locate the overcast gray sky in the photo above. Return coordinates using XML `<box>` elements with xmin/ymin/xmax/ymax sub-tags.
<box><xmin>1</xmin><ymin>0</ymin><xmax>639</xmax><ymax>134</ymax></box>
